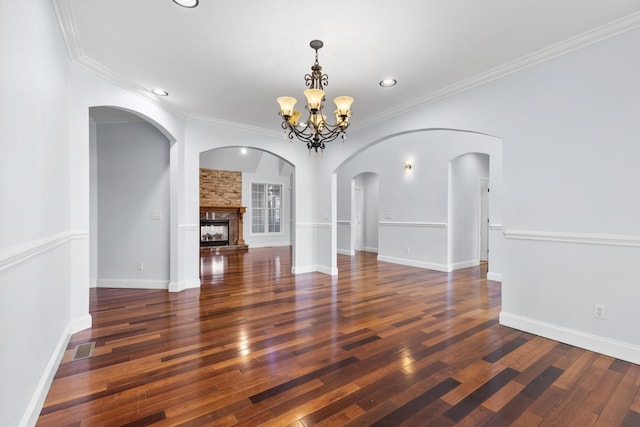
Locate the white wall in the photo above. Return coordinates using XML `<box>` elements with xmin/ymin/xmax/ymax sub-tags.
<box><xmin>449</xmin><ymin>153</ymin><xmax>489</xmax><ymax>268</ymax></box>
<box><xmin>242</xmin><ymin>154</ymin><xmax>292</xmax><ymax>248</ymax></box>
<box><xmin>0</xmin><ymin>1</ymin><xmax>74</xmax><ymax>426</ymax></box>
<box><xmin>94</xmin><ymin>120</ymin><xmax>170</xmax><ymax>289</ymax></box>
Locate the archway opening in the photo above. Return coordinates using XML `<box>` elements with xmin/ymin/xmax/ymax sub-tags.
<box><xmin>448</xmin><ymin>152</ymin><xmax>490</xmax><ymax>271</ymax></box>
<box><xmin>351</xmin><ymin>172</ymin><xmax>379</xmax><ymax>254</ymax></box>
<box><xmin>89</xmin><ymin>106</ymin><xmax>172</xmax><ymax>290</ymax></box>
<box><xmin>198</xmin><ymin>147</ymin><xmax>295</xmax><ymax>278</ymax></box>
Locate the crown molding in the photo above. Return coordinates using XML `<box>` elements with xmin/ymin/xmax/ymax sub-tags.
<box><xmin>52</xmin><ymin>0</ymin><xmax>188</xmax><ymax>117</ymax></box>
<box><xmin>75</xmin><ymin>55</ymin><xmax>187</xmax><ymax>116</ymax></box>
<box><xmin>51</xmin><ymin>0</ymin><xmax>82</xmax><ymax>60</ymax></box>
<box><xmin>52</xmin><ymin>0</ymin><xmax>280</xmax><ymax>137</ymax></box>
<box><xmin>184</xmin><ymin>113</ymin><xmax>282</xmax><ymax>138</ymax></box>
<box><xmin>356</xmin><ymin>11</ymin><xmax>640</xmax><ymax>130</ymax></box>
<box><xmin>52</xmin><ymin>1</ymin><xmax>640</xmax><ymax>135</ymax></box>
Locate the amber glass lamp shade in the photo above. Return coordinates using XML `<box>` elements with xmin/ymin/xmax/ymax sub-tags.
<box><xmin>277</xmin><ymin>97</ymin><xmax>297</xmax><ymax>118</ymax></box>
<box><xmin>310</xmin><ymin>113</ymin><xmax>326</xmax><ymax>131</ymax></box>
<box><xmin>304</xmin><ymin>89</ymin><xmax>325</xmax><ymax>112</ymax></box>
<box><xmin>287</xmin><ymin>110</ymin><xmax>302</xmax><ymax>126</ymax></box>
<box><xmin>333</xmin><ymin>96</ymin><xmax>354</xmax><ymax>117</ymax></box>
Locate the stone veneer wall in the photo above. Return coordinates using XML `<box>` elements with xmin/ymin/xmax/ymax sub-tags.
<box><xmin>200</xmin><ymin>168</ymin><xmax>242</xmax><ymax>206</ymax></box>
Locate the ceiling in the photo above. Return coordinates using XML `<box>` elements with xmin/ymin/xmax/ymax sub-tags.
<box><xmin>57</xmin><ymin>1</ymin><xmax>640</xmax><ymax>133</ymax></box>
<box><xmin>200</xmin><ymin>146</ymin><xmax>294</xmax><ymax>176</ymax></box>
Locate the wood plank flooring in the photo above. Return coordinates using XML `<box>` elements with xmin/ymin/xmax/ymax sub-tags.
<box><xmin>38</xmin><ymin>247</ymin><xmax>640</xmax><ymax>426</ymax></box>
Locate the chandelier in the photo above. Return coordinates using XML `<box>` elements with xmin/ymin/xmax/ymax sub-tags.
<box><xmin>277</xmin><ymin>40</ymin><xmax>354</xmax><ymax>153</ymax></box>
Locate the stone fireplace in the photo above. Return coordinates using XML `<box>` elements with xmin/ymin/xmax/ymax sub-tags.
<box><xmin>200</xmin><ymin>206</ymin><xmax>247</xmax><ymax>250</ymax></box>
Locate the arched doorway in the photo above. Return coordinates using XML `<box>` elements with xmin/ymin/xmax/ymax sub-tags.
<box><xmin>448</xmin><ymin>152</ymin><xmax>490</xmax><ymax>271</ymax></box>
<box><xmin>89</xmin><ymin>106</ymin><xmax>173</xmax><ymax>290</ymax></box>
<box><xmin>198</xmin><ymin>147</ymin><xmax>295</xmax><ymax>276</ymax></box>
<box><xmin>351</xmin><ymin>172</ymin><xmax>379</xmax><ymax>254</ymax></box>
<box><xmin>334</xmin><ymin>129</ymin><xmax>501</xmax><ymax>275</ymax></box>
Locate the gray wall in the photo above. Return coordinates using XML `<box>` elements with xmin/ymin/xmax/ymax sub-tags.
<box><xmin>450</xmin><ymin>153</ymin><xmax>489</xmax><ymax>267</ymax></box>
<box><xmin>95</xmin><ymin>120</ymin><xmax>170</xmax><ymax>288</ymax></box>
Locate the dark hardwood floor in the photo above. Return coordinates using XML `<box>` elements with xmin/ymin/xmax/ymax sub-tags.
<box><xmin>38</xmin><ymin>247</ymin><xmax>640</xmax><ymax>426</ymax></box>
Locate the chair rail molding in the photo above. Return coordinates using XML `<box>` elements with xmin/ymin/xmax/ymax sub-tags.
<box><xmin>178</xmin><ymin>224</ymin><xmax>199</xmax><ymax>232</ymax></box>
<box><xmin>0</xmin><ymin>231</ymin><xmax>87</xmax><ymax>273</ymax></box>
<box><xmin>504</xmin><ymin>229</ymin><xmax>640</xmax><ymax>247</ymax></box>
<box><xmin>379</xmin><ymin>221</ymin><xmax>447</xmax><ymax>228</ymax></box>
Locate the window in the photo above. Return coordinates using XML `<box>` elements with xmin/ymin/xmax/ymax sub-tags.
<box><xmin>251</xmin><ymin>183</ymin><xmax>282</xmax><ymax>234</ymax></box>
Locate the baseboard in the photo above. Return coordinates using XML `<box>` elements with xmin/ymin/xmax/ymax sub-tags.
<box><xmin>377</xmin><ymin>255</ymin><xmax>449</xmax><ymax>272</ymax></box>
<box><xmin>168</xmin><ymin>279</ymin><xmax>201</xmax><ymax>292</ymax></box>
<box><xmin>70</xmin><ymin>314</ymin><xmax>92</xmax><ymax>334</ymax></box>
<box><xmin>317</xmin><ymin>265</ymin><xmax>339</xmax><ymax>276</ymax></box>
<box><xmin>487</xmin><ymin>272</ymin><xmax>502</xmax><ymax>282</ymax></box>
<box><xmin>449</xmin><ymin>259</ymin><xmax>479</xmax><ymax>270</ymax></box>
<box><xmin>500</xmin><ymin>311</ymin><xmax>640</xmax><ymax>365</ymax></box>
<box><xmin>290</xmin><ymin>264</ymin><xmax>338</xmax><ymax>275</ymax></box>
<box><xmin>246</xmin><ymin>241</ymin><xmax>291</xmax><ymax>248</ymax></box>
<box><xmin>337</xmin><ymin>249</ymin><xmax>355</xmax><ymax>256</ymax></box>
<box><xmin>19</xmin><ymin>320</ymin><xmax>73</xmax><ymax>427</ymax></box>
<box><xmin>96</xmin><ymin>279</ymin><xmax>169</xmax><ymax>290</ymax></box>
<box><xmin>291</xmin><ymin>265</ymin><xmax>316</xmax><ymax>275</ymax></box>
<box><xmin>363</xmin><ymin>247</ymin><xmax>379</xmax><ymax>253</ymax></box>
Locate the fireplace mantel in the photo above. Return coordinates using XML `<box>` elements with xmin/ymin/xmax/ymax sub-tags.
<box><xmin>200</xmin><ymin>206</ymin><xmax>246</xmax><ymax>247</ymax></box>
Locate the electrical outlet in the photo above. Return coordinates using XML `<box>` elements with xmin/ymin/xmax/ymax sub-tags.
<box><xmin>138</xmin><ymin>262</ymin><xmax>144</xmax><ymax>271</ymax></box>
<box><xmin>593</xmin><ymin>303</ymin><xmax>606</xmax><ymax>319</ymax></box>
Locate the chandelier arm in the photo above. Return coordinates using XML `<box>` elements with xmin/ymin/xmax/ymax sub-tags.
<box><xmin>312</xmin><ymin>124</ymin><xmax>345</xmax><ymax>144</ymax></box>
<box><xmin>282</xmin><ymin>123</ymin><xmax>319</xmax><ymax>144</ymax></box>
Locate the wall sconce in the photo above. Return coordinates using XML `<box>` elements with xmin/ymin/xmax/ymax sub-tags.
<box><xmin>405</xmin><ymin>160</ymin><xmax>412</xmax><ymax>172</ymax></box>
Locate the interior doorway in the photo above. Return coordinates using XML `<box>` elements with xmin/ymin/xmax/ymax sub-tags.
<box><xmin>351</xmin><ymin>172</ymin><xmax>379</xmax><ymax>254</ymax></box>
<box><xmin>448</xmin><ymin>153</ymin><xmax>489</xmax><ymax>270</ymax></box>
<box><xmin>479</xmin><ymin>178</ymin><xmax>489</xmax><ymax>262</ymax></box>
<box><xmin>354</xmin><ymin>187</ymin><xmax>364</xmax><ymax>250</ymax></box>
<box><xmin>198</xmin><ymin>147</ymin><xmax>294</xmax><ymax>261</ymax></box>
<box><xmin>89</xmin><ymin>106</ymin><xmax>171</xmax><ymax>290</ymax></box>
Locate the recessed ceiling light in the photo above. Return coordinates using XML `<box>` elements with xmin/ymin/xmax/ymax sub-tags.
<box><xmin>151</xmin><ymin>88</ymin><xmax>168</xmax><ymax>96</ymax></box>
<box><xmin>172</xmin><ymin>0</ymin><xmax>199</xmax><ymax>8</ymax></box>
<box><xmin>379</xmin><ymin>79</ymin><xmax>397</xmax><ymax>87</ymax></box>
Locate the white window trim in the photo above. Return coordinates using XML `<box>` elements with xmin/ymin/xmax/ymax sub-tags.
<box><xmin>250</xmin><ymin>181</ymin><xmax>284</xmax><ymax>236</ymax></box>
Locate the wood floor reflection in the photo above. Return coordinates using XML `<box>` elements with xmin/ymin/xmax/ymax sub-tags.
<box><xmin>39</xmin><ymin>247</ymin><xmax>640</xmax><ymax>426</ymax></box>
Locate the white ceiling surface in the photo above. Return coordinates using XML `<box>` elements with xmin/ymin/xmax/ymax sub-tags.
<box><xmin>59</xmin><ymin>1</ymin><xmax>640</xmax><ymax>134</ymax></box>
<box><xmin>200</xmin><ymin>147</ymin><xmax>294</xmax><ymax>175</ymax></box>
<box><xmin>200</xmin><ymin>147</ymin><xmax>262</xmax><ymax>173</ymax></box>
